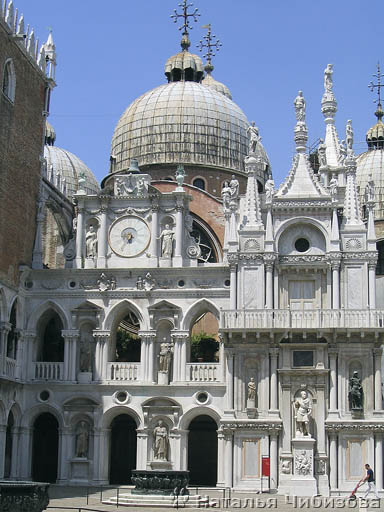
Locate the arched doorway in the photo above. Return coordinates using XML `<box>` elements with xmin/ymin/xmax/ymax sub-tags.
<box><xmin>109</xmin><ymin>414</ymin><xmax>137</xmax><ymax>484</ymax></box>
<box><xmin>32</xmin><ymin>413</ymin><xmax>59</xmax><ymax>482</ymax></box>
<box><xmin>4</xmin><ymin>411</ymin><xmax>14</xmax><ymax>477</ymax></box>
<box><xmin>188</xmin><ymin>415</ymin><xmax>217</xmax><ymax>486</ymax></box>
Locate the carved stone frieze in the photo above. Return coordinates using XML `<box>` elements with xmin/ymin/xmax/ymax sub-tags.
<box><xmin>325</xmin><ymin>423</ymin><xmax>384</xmax><ymax>433</ymax></box>
<box><xmin>221</xmin><ymin>422</ymin><xmax>282</xmax><ymax>432</ymax></box>
<box><xmin>244</xmin><ymin>239</ymin><xmax>261</xmax><ymax>251</ymax></box>
<box><xmin>273</xmin><ymin>200</ymin><xmax>331</xmax><ymax>209</ymax></box>
<box><xmin>345</xmin><ymin>238</ymin><xmax>362</xmax><ymax>250</ymax></box>
<box><xmin>295</xmin><ymin>450</ymin><xmax>312</xmax><ymax>475</ymax></box>
<box><xmin>279</xmin><ymin>255</ymin><xmax>326</xmax><ymax>264</ymax></box>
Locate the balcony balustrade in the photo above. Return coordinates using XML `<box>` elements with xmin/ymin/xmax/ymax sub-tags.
<box><xmin>108</xmin><ymin>362</ymin><xmax>140</xmax><ymax>381</ymax></box>
<box><xmin>5</xmin><ymin>357</ymin><xmax>16</xmax><ymax>378</ymax></box>
<box><xmin>187</xmin><ymin>363</ymin><xmax>220</xmax><ymax>382</ymax></box>
<box><xmin>220</xmin><ymin>309</ymin><xmax>384</xmax><ymax>331</ymax></box>
<box><xmin>33</xmin><ymin>362</ymin><xmax>64</xmax><ymax>381</ymax></box>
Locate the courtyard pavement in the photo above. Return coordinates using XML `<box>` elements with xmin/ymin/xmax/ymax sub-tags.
<box><xmin>46</xmin><ymin>485</ymin><xmax>381</xmax><ymax>512</ymax></box>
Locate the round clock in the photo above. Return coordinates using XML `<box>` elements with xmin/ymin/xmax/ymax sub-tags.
<box><xmin>109</xmin><ymin>215</ymin><xmax>151</xmax><ymax>258</ymax></box>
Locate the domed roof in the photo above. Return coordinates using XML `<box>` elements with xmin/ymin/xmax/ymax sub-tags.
<box><xmin>111</xmin><ymin>80</ymin><xmax>269</xmax><ymax>174</ymax></box>
<box><xmin>202</xmin><ymin>72</ymin><xmax>232</xmax><ymax>99</ymax></box>
<box><xmin>356</xmin><ymin>149</ymin><xmax>384</xmax><ymax>220</ymax></box>
<box><xmin>44</xmin><ymin>144</ymin><xmax>100</xmax><ymax>198</ymax></box>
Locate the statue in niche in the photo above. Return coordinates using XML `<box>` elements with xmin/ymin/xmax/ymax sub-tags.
<box><xmin>75</xmin><ymin>421</ymin><xmax>89</xmax><ymax>458</ymax></box>
<box><xmin>265</xmin><ymin>176</ymin><xmax>275</xmax><ymax>204</ymax></box>
<box><xmin>365</xmin><ymin>174</ymin><xmax>375</xmax><ymax>202</ymax></box>
<box><xmin>294</xmin><ymin>91</ymin><xmax>306</xmax><ymax>123</ymax></box>
<box><xmin>317</xmin><ymin>138</ymin><xmax>327</xmax><ymax>168</ymax></box>
<box><xmin>153</xmin><ymin>420</ymin><xmax>169</xmax><ymax>461</ymax></box>
<box><xmin>136</xmin><ymin>276</ymin><xmax>144</xmax><ymax>290</ymax></box>
<box><xmin>158</xmin><ymin>339</ymin><xmax>173</xmax><ymax>374</ymax></box>
<box><xmin>85</xmin><ymin>225</ymin><xmax>97</xmax><ymax>258</ymax></box>
<box><xmin>229</xmin><ymin>175</ymin><xmax>239</xmax><ymax>199</ymax></box>
<box><xmin>324</xmin><ymin>63</ymin><xmax>333</xmax><ymax>93</ymax></box>
<box><xmin>247</xmin><ymin>377</ymin><xmax>256</xmax><ymax>401</ymax></box>
<box><xmin>79</xmin><ymin>331</ymin><xmax>92</xmax><ymax>372</ymax></box>
<box><xmin>294</xmin><ymin>390</ymin><xmax>312</xmax><ymax>437</ymax></box>
<box><xmin>158</xmin><ymin>224</ymin><xmax>174</xmax><ymax>258</ymax></box>
<box><xmin>221</xmin><ymin>181</ymin><xmax>231</xmax><ymax>209</ymax></box>
<box><xmin>247</xmin><ymin>121</ymin><xmax>261</xmax><ymax>154</ymax></box>
<box><xmin>329</xmin><ymin>174</ymin><xmax>338</xmax><ymax>201</ymax></box>
<box><xmin>349</xmin><ymin>371</ymin><xmax>364</xmax><ymax>410</ymax></box>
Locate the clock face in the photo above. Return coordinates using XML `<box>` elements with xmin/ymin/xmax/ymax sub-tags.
<box><xmin>109</xmin><ymin>215</ymin><xmax>151</xmax><ymax>258</ymax></box>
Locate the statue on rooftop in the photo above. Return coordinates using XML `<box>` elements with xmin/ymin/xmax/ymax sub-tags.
<box><xmin>294</xmin><ymin>91</ymin><xmax>306</xmax><ymax>123</ymax></box>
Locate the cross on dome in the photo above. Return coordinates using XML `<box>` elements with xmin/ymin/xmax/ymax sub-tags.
<box><xmin>170</xmin><ymin>0</ymin><xmax>200</xmax><ymax>51</ymax></box>
<box><xmin>197</xmin><ymin>24</ymin><xmax>222</xmax><ymax>73</ymax></box>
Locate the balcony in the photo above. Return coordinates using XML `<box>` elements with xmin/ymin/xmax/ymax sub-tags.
<box><xmin>187</xmin><ymin>363</ymin><xmax>220</xmax><ymax>382</ymax></box>
<box><xmin>33</xmin><ymin>362</ymin><xmax>64</xmax><ymax>381</ymax></box>
<box><xmin>220</xmin><ymin>309</ymin><xmax>384</xmax><ymax>331</ymax></box>
<box><xmin>107</xmin><ymin>362</ymin><xmax>140</xmax><ymax>381</ymax></box>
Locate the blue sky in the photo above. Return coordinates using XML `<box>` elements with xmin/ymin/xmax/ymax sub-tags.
<box><xmin>15</xmin><ymin>0</ymin><xmax>383</xmax><ymax>185</ymax></box>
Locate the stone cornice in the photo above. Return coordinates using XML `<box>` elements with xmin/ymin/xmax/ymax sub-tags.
<box><xmin>325</xmin><ymin>422</ymin><xmax>384</xmax><ymax>432</ymax></box>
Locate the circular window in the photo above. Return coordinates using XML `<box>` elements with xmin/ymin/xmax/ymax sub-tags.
<box><xmin>25</xmin><ymin>281</ymin><xmax>33</xmax><ymax>289</ymax></box>
<box><xmin>224</xmin><ymin>279</ymin><xmax>230</xmax><ymax>287</ymax></box>
<box><xmin>69</xmin><ymin>281</ymin><xmax>76</xmax><ymax>288</ymax></box>
<box><xmin>116</xmin><ymin>391</ymin><xmax>128</xmax><ymax>403</ymax></box>
<box><xmin>197</xmin><ymin>392</ymin><xmax>209</xmax><ymax>404</ymax></box>
<box><xmin>39</xmin><ymin>390</ymin><xmax>50</xmax><ymax>402</ymax></box>
<box><xmin>295</xmin><ymin>238</ymin><xmax>310</xmax><ymax>253</ymax></box>
<box><xmin>178</xmin><ymin>280</ymin><xmax>185</xmax><ymax>287</ymax></box>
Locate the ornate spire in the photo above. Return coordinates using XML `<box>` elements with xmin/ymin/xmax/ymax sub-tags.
<box><xmin>170</xmin><ymin>0</ymin><xmax>200</xmax><ymax>51</ymax></box>
<box><xmin>243</xmin><ymin>156</ymin><xmax>263</xmax><ymax>229</ymax></box>
<box><xmin>367</xmin><ymin>63</ymin><xmax>384</xmax><ymax>149</ymax></box>
<box><xmin>343</xmin><ymin>121</ymin><xmax>363</xmax><ymax>228</ymax></box>
<box><xmin>321</xmin><ymin>64</ymin><xmax>341</xmax><ymax>167</ymax></box>
<box><xmin>197</xmin><ymin>24</ymin><xmax>222</xmax><ymax>74</ymax></box>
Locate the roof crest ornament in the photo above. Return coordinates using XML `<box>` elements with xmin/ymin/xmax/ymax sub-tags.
<box><xmin>368</xmin><ymin>62</ymin><xmax>384</xmax><ymax>122</ymax></box>
<box><xmin>197</xmin><ymin>23</ymin><xmax>222</xmax><ymax>74</ymax></box>
<box><xmin>170</xmin><ymin>0</ymin><xmax>200</xmax><ymax>51</ymax></box>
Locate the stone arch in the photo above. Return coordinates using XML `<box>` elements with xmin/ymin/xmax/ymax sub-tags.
<box><xmin>2</xmin><ymin>58</ymin><xmax>16</xmax><ymax>102</ymax></box>
<box><xmin>103</xmin><ymin>299</ymin><xmax>146</xmax><ymax>331</ymax></box>
<box><xmin>34</xmin><ymin>308</ymin><xmax>65</xmax><ymax>363</ymax></box>
<box><xmin>27</xmin><ymin>300</ymin><xmax>70</xmax><ymax>331</ymax></box>
<box><xmin>21</xmin><ymin>403</ymin><xmax>64</xmax><ymax>430</ymax></box>
<box><xmin>275</xmin><ymin>217</ymin><xmax>329</xmax><ymax>252</ymax></box>
<box><xmin>0</xmin><ymin>401</ymin><xmax>6</xmax><ymax>425</ymax></box>
<box><xmin>179</xmin><ymin>404</ymin><xmax>221</xmax><ymax>430</ymax></box>
<box><xmin>182</xmin><ymin>299</ymin><xmax>220</xmax><ymax>332</ymax></box>
<box><xmin>7</xmin><ymin>402</ymin><xmax>22</xmax><ymax>427</ymax></box>
<box><xmin>100</xmin><ymin>405</ymin><xmax>142</xmax><ymax>430</ymax></box>
<box><xmin>0</xmin><ymin>287</ymin><xmax>6</xmax><ymax>321</ymax></box>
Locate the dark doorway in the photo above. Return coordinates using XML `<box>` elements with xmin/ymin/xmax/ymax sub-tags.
<box><xmin>4</xmin><ymin>411</ymin><xmax>14</xmax><ymax>477</ymax></box>
<box><xmin>188</xmin><ymin>415</ymin><xmax>217</xmax><ymax>486</ymax></box>
<box><xmin>109</xmin><ymin>414</ymin><xmax>137</xmax><ymax>484</ymax></box>
<box><xmin>32</xmin><ymin>413</ymin><xmax>59</xmax><ymax>483</ymax></box>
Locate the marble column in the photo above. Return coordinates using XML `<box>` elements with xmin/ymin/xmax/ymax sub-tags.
<box><xmin>369</xmin><ymin>263</ymin><xmax>377</xmax><ymax>309</ymax></box>
<box><xmin>270</xmin><ymin>432</ymin><xmax>279</xmax><ymax>491</ymax></box>
<box><xmin>62</xmin><ymin>330</ymin><xmax>79</xmax><ymax>381</ymax></box>
<box><xmin>375</xmin><ymin>434</ymin><xmax>383</xmax><ymax>490</ymax></box>
<box><xmin>179</xmin><ymin>430</ymin><xmax>188</xmax><ymax>471</ymax></box>
<box><xmin>329</xmin><ymin>433</ymin><xmax>338</xmax><ymax>491</ymax></box>
<box><xmin>15</xmin><ymin>329</ymin><xmax>23</xmax><ymax>380</ymax></box>
<box><xmin>269</xmin><ymin>348</ymin><xmax>279</xmax><ymax>412</ymax></box>
<box><xmin>281</xmin><ymin>385</ymin><xmax>291</xmax><ymax>453</ymax></box>
<box><xmin>0</xmin><ymin>425</ymin><xmax>6</xmax><ymax>478</ymax></box>
<box><xmin>174</xmin><ymin>202</ymin><xmax>184</xmax><ymax>262</ymax></box>
<box><xmin>265</xmin><ymin>264</ymin><xmax>274</xmax><ymax>309</ymax></box>
<box><xmin>170</xmin><ymin>430</ymin><xmax>181</xmax><ymax>470</ymax></box>
<box><xmin>136</xmin><ymin>430</ymin><xmax>148</xmax><ymax>470</ymax></box>
<box><xmin>75</xmin><ymin>207</ymin><xmax>85</xmax><ymax>268</ymax></box>
<box><xmin>217</xmin><ymin>430</ymin><xmax>226</xmax><ymax>487</ymax></box>
<box><xmin>230</xmin><ymin>264</ymin><xmax>237</xmax><ymax>310</ymax></box>
<box><xmin>223</xmin><ymin>212</ymin><xmax>231</xmax><ymax>262</ymax></box>
<box><xmin>93</xmin><ymin>428</ymin><xmax>110</xmax><ymax>484</ymax></box>
<box><xmin>58</xmin><ymin>427</ymin><xmax>71</xmax><ymax>483</ymax></box>
<box><xmin>171</xmin><ymin>332</ymin><xmax>188</xmax><ymax>382</ymax></box>
<box><xmin>224</xmin><ymin>430</ymin><xmax>233</xmax><ymax>487</ymax></box>
<box><xmin>329</xmin><ymin>349</ymin><xmax>338</xmax><ymax>412</ymax></box>
<box><xmin>0</xmin><ymin>322</ymin><xmax>11</xmax><ymax>376</ymax></box>
<box><xmin>97</xmin><ymin>203</ymin><xmax>108</xmax><ymax>268</ymax></box>
<box><xmin>139</xmin><ymin>332</ymin><xmax>156</xmax><ymax>383</ymax></box>
<box><xmin>225</xmin><ymin>350</ymin><xmax>234</xmax><ymax>412</ymax></box>
<box><xmin>331</xmin><ymin>264</ymin><xmax>340</xmax><ymax>310</ymax></box>
<box><xmin>93</xmin><ymin>331</ymin><xmax>110</xmax><ymax>382</ymax></box>
<box><xmin>22</xmin><ymin>331</ymin><xmax>36</xmax><ymax>381</ymax></box>
<box><xmin>147</xmin><ymin>336</ymin><xmax>155</xmax><ymax>383</ymax></box>
<box><xmin>150</xmin><ymin>204</ymin><xmax>159</xmax><ymax>261</ymax></box>
<box><xmin>10</xmin><ymin>426</ymin><xmax>19</xmax><ymax>478</ymax></box>
<box><xmin>374</xmin><ymin>348</ymin><xmax>383</xmax><ymax>411</ymax></box>
<box><xmin>17</xmin><ymin>426</ymin><xmax>32</xmax><ymax>480</ymax></box>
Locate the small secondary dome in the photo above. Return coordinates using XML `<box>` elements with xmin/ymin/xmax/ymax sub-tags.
<box><xmin>44</xmin><ymin>122</ymin><xmax>100</xmax><ymax>198</ymax></box>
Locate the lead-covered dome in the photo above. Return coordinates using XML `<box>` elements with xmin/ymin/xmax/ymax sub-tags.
<box><xmin>111</xmin><ymin>81</ymin><xmax>269</xmax><ymax>173</ymax></box>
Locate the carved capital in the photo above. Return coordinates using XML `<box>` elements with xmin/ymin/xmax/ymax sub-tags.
<box><xmin>92</xmin><ymin>330</ymin><xmax>110</xmax><ymax>342</ymax></box>
<box><xmin>61</xmin><ymin>329</ymin><xmax>79</xmax><ymax>340</ymax></box>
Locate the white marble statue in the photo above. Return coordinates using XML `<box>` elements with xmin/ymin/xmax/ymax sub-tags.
<box><xmin>143</xmin><ymin>272</ymin><xmax>156</xmax><ymax>291</ymax></box>
<box><xmin>153</xmin><ymin>420</ymin><xmax>169</xmax><ymax>461</ymax></box>
<box><xmin>317</xmin><ymin>138</ymin><xmax>327</xmax><ymax>168</ymax></box>
<box><xmin>338</xmin><ymin>140</ymin><xmax>347</xmax><ymax>166</ymax></box>
<box><xmin>247</xmin><ymin>122</ymin><xmax>261</xmax><ymax>154</ymax></box>
<box><xmin>247</xmin><ymin>377</ymin><xmax>256</xmax><ymax>401</ymax></box>
<box><xmin>365</xmin><ymin>175</ymin><xmax>375</xmax><ymax>202</ymax></box>
<box><xmin>265</xmin><ymin>177</ymin><xmax>275</xmax><ymax>204</ymax></box>
<box><xmin>346</xmin><ymin>120</ymin><xmax>354</xmax><ymax>153</ymax></box>
<box><xmin>79</xmin><ymin>331</ymin><xmax>92</xmax><ymax>372</ymax></box>
<box><xmin>75</xmin><ymin>421</ymin><xmax>89</xmax><ymax>458</ymax></box>
<box><xmin>158</xmin><ymin>340</ymin><xmax>173</xmax><ymax>374</ymax></box>
<box><xmin>329</xmin><ymin>174</ymin><xmax>338</xmax><ymax>201</ymax></box>
<box><xmin>294</xmin><ymin>91</ymin><xmax>306</xmax><ymax>123</ymax></box>
<box><xmin>221</xmin><ymin>181</ymin><xmax>231</xmax><ymax>209</ymax></box>
<box><xmin>158</xmin><ymin>224</ymin><xmax>174</xmax><ymax>258</ymax></box>
<box><xmin>324</xmin><ymin>63</ymin><xmax>333</xmax><ymax>93</ymax></box>
<box><xmin>294</xmin><ymin>390</ymin><xmax>312</xmax><ymax>437</ymax></box>
<box><xmin>229</xmin><ymin>175</ymin><xmax>239</xmax><ymax>199</ymax></box>
<box><xmin>85</xmin><ymin>225</ymin><xmax>97</xmax><ymax>259</ymax></box>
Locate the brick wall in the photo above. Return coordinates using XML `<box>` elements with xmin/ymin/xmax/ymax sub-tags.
<box><xmin>0</xmin><ymin>21</ymin><xmax>47</xmax><ymax>286</ymax></box>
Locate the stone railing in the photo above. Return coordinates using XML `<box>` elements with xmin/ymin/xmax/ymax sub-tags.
<box><xmin>33</xmin><ymin>362</ymin><xmax>64</xmax><ymax>381</ymax></box>
<box><xmin>108</xmin><ymin>362</ymin><xmax>140</xmax><ymax>381</ymax></box>
<box><xmin>220</xmin><ymin>309</ymin><xmax>384</xmax><ymax>330</ymax></box>
<box><xmin>187</xmin><ymin>363</ymin><xmax>220</xmax><ymax>382</ymax></box>
<box><xmin>5</xmin><ymin>357</ymin><xmax>16</xmax><ymax>378</ymax></box>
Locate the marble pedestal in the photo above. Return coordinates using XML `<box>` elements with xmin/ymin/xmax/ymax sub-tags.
<box><xmin>158</xmin><ymin>371</ymin><xmax>169</xmax><ymax>385</ymax></box>
<box><xmin>290</xmin><ymin>437</ymin><xmax>317</xmax><ymax>496</ymax></box>
<box><xmin>70</xmin><ymin>458</ymin><xmax>90</xmax><ymax>483</ymax></box>
<box><xmin>150</xmin><ymin>460</ymin><xmax>172</xmax><ymax>470</ymax></box>
<box><xmin>78</xmin><ymin>372</ymin><xmax>92</xmax><ymax>384</ymax></box>
<box><xmin>159</xmin><ymin>258</ymin><xmax>172</xmax><ymax>268</ymax></box>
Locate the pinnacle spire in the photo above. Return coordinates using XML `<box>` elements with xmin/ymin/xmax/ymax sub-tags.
<box><xmin>321</xmin><ymin>64</ymin><xmax>341</xmax><ymax>167</ymax></box>
<box><xmin>243</xmin><ymin>157</ymin><xmax>263</xmax><ymax>229</ymax></box>
<box><xmin>343</xmin><ymin>121</ymin><xmax>363</xmax><ymax>227</ymax></box>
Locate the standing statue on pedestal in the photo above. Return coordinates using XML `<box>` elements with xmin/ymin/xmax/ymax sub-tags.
<box><xmin>365</xmin><ymin>174</ymin><xmax>375</xmax><ymax>202</ymax></box>
<box><xmin>329</xmin><ymin>174</ymin><xmax>338</xmax><ymax>201</ymax></box>
<box><xmin>221</xmin><ymin>181</ymin><xmax>231</xmax><ymax>209</ymax></box>
<box><xmin>158</xmin><ymin>224</ymin><xmax>174</xmax><ymax>258</ymax></box>
<box><xmin>317</xmin><ymin>138</ymin><xmax>327</xmax><ymax>168</ymax></box>
<box><xmin>80</xmin><ymin>331</ymin><xmax>92</xmax><ymax>372</ymax></box>
<box><xmin>349</xmin><ymin>371</ymin><xmax>364</xmax><ymax>410</ymax></box>
<box><xmin>346</xmin><ymin>120</ymin><xmax>354</xmax><ymax>156</ymax></box>
<box><xmin>229</xmin><ymin>175</ymin><xmax>239</xmax><ymax>199</ymax></box>
<box><xmin>265</xmin><ymin>176</ymin><xmax>275</xmax><ymax>204</ymax></box>
<box><xmin>247</xmin><ymin>122</ymin><xmax>261</xmax><ymax>154</ymax></box>
<box><xmin>294</xmin><ymin>91</ymin><xmax>306</xmax><ymax>124</ymax></box>
<box><xmin>294</xmin><ymin>390</ymin><xmax>312</xmax><ymax>437</ymax></box>
<box><xmin>158</xmin><ymin>340</ymin><xmax>173</xmax><ymax>374</ymax></box>
<box><xmin>85</xmin><ymin>225</ymin><xmax>97</xmax><ymax>259</ymax></box>
<box><xmin>153</xmin><ymin>420</ymin><xmax>169</xmax><ymax>461</ymax></box>
<box><xmin>338</xmin><ymin>140</ymin><xmax>347</xmax><ymax>166</ymax></box>
<box><xmin>324</xmin><ymin>63</ymin><xmax>333</xmax><ymax>94</ymax></box>
<box><xmin>247</xmin><ymin>377</ymin><xmax>256</xmax><ymax>401</ymax></box>
<box><xmin>75</xmin><ymin>421</ymin><xmax>89</xmax><ymax>458</ymax></box>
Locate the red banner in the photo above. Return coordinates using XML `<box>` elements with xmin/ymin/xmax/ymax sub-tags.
<box><xmin>262</xmin><ymin>456</ymin><xmax>270</xmax><ymax>477</ymax></box>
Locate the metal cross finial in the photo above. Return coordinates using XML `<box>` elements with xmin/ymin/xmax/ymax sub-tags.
<box><xmin>197</xmin><ymin>24</ymin><xmax>222</xmax><ymax>67</ymax></box>
<box><xmin>170</xmin><ymin>1</ymin><xmax>200</xmax><ymax>35</ymax></box>
<box><xmin>368</xmin><ymin>62</ymin><xmax>384</xmax><ymax>105</ymax></box>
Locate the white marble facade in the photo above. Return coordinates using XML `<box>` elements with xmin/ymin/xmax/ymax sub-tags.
<box><xmin>0</xmin><ymin>61</ymin><xmax>384</xmax><ymax>498</ymax></box>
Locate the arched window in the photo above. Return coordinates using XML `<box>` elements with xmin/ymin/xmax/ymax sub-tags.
<box><xmin>193</xmin><ymin>178</ymin><xmax>205</xmax><ymax>191</ymax></box>
<box><xmin>2</xmin><ymin>59</ymin><xmax>16</xmax><ymax>102</ymax></box>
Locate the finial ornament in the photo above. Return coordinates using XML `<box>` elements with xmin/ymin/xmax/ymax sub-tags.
<box><xmin>171</xmin><ymin>1</ymin><xmax>200</xmax><ymax>50</ymax></box>
<box><xmin>324</xmin><ymin>64</ymin><xmax>333</xmax><ymax>93</ymax></box>
<box><xmin>368</xmin><ymin>63</ymin><xmax>384</xmax><ymax>122</ymax></box>
<box><xmin>197</xmin><ymin>24</ymin><xmax>222</xmax><ymax>72</ymax></box>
